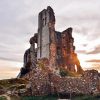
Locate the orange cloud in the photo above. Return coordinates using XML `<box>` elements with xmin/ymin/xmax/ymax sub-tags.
<box><xmin>0</xmin><ymin>60</ymin><xmax>22</xmax><ymax>79</ymax></box>
<box><xmin>86</xmin><ymin>59</ymin><xmax>100</xmax><ymax>62</ymax></box>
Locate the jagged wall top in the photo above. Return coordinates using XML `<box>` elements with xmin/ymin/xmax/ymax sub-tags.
<box><xmin>38</xmin><ymin>6</ymin><xmax>55</xmax><ymax>29</ymax></box>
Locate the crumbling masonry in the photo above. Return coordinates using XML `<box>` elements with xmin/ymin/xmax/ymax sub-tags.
<box><xmin>18</xmin><ymin>6</ymin><xmax>83</xmax><ymax>77</ymax></box>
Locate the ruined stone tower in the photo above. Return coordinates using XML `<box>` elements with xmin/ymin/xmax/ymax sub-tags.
<box><xmin>18</xmin><ymin>6</ymin><xmax>83</xmax><ymax>77</ymax></box>
<box><xmin>37</xmin><ymin>6</ymin><xmax>55</xmax><ymax>59</ymax></box>
<box><xmin>37</xmin><ymin>6</ymin><xmax>57</xmax><ymax>69</ymax></box>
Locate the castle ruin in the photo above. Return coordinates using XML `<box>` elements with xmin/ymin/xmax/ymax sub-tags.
<box><xmin>18</xmin><ymin>6</ymin><xmax>83</xmax><ymax>77</ymax></box>
<box><xmin>17</xmin><ymin>6</ymin><xmax>100</xmax><ymax>96</ymax></box>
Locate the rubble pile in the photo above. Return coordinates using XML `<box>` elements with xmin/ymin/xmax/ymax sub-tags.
<box><xmin>23</xmin><ymin>69</ymin><xmax>100</xmax><ymax>96</ymax></box>
<box><xmin>51</xmin><ymin>70</ymin><xmax>100</xmax><ymax>95</ymax></box>
<box><xmin>23</xmin><ymin>68</ymin><xmax>50</xmax><ymax>96</ymax></box>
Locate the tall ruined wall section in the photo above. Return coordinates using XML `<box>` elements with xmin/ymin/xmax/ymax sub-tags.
<box><xmin>37</xmin><ymin>9</ymin><xmax>50</xmax><ymax>59</ymax></box>
<box><xmin>61</xmin><ymin>29</ymin><xmax>75</xmax><ymax>70</ymax></box>
<box><xmin>60</xmin><ymin>28</ymin><xmax>82</xmax><ymax>73</ymax></box>
<box><xmin>37</xmin><ymin>7</ymin><xmax>55</xmax><ymax>58</ymax></box>
<box><xmin>29</xmin><ymin>34</ymin><xmax>37</xmax><ymax>68</ymax></box>
<box><xmin>37</xmin><ymin>6</ymin><xmax>82</xmax><ymax>72</ymax></box>
<box><xmin>37</xmin><ymin>6</ymin><xmax>57</xmax><ymax>68</ymax></box>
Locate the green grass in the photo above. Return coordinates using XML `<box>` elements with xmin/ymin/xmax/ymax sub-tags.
<box><xmin>0</xmin><ymin>78</ymin><xmax>28</xmax><ymax>87</ymax></box>
<box><xmin>20</xmin><ymin>95</ymin><xmax>57</xmax><ymax>100</ymax></box>
<box><xmin>0</xmin><ymin>96</ymin><xmax>7</xmax><ymax>100</ymax></box>
<box><xmin>0</xmin><ymin>94</ymin><xmax>98</xmax><ymax>100</ymax></box>
<box><xmin>72</xmin><ymin>95</ymin><xmax>100</xmax><ymax>100</ymax></box>
<box><xmin>0</xmin><ymin>78</ymin><xmax>28</xmax><ymax>92</ymax></box>
<box><xmin>20</xmin><ymin>95</ymin><xmax>100</xmax><ymax>100</ymax></box>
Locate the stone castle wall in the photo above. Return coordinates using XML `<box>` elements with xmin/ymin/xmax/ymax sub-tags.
<box><xmin>51</xmin><ymin>70</ymin><xmax>100</xmax><ymax>95</ymax></box>
<box><xmin>18</xmin><ymin>6</ymin><xmax>100</xmax><ymax>96</ymax></box>
<box><xmin>23</xmin><ymin>69</ymin><xmax>100</xmax><ymax>96</ymax></box>
<box><xmin>18</xmin><ymin>6</ymin><xmax>83</xmax><ymax>78</ymax></box>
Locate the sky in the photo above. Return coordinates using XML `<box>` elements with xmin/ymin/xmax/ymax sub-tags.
<box><xmin>0</xmin><ymin>0</ymin><xmax>100</xmax><ymax>79</ymax></box>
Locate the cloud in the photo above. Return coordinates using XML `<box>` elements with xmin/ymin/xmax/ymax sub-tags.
<box><xmin>0</xmin><ymin>59</ymin><xmax>22</xmax><ymax>79</ymax></box>
<box><xmin>88</xmin><ymin>63</ymin><xmax>100</xmax><ymax>72</ymax></box>
<box><xmin>0</xmin><ymin>66</ymin><xmax>20</xmax><ymax>72</ymax></box>
<box><xmin>84</xmin><ymin>63</ymin><xmax>100</xmax><ymax>72</ymax></box>
<box><xmin>87</xmin><ymin>45</ymin><xmax>100</xmax><ymax>54</ymax></box>
<box><xmin>76</xmin><ymin>50</ymin><xmax>87</xmax><ymax>54</ymax></box>
<box><xmin>76</xmin><ymin>44</ymin><xmax>100</xmax><ymax>55</ymax></box>
<box><xmin>86</xmin><ymin>59</ymin><xmax>100</xmax><ymax>63</ymax></box>
<box><xmin>0</xmin><ymin>57</ymin><xmax>22</xmax><ymax>62</ymax></box>
<box><xmin>0</xmin><ymin>66</ymin><xmax>20</xmax><ymax>79</ymax></box>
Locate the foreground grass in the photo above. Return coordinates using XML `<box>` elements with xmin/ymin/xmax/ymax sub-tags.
<box><xmin>20</xmin><ymin>95</ymin><xmax>100</xmax><ymax>100</ymax></box>
<box><xmin>0</xmin><ymin>78</ymin><xmax>28</xmax><ymax>89</ymax></box>
<box><xmin>0</xmin><ymin>94</ymin><xmax>100</xmax><ymax>100</ymax></box>
<box><xmin>0</xmin><ymin>96</ymin><xmax>7</xmax><ymax>100</ymax></box>
<box><xmin>21</xmin><ymin>95</ymin><xmax>57</xmax><ymax>100</ymax></box>
<box><xmin>72</xmin><ymin>95</ymin><xmax>100</xmax><ymax>100</ymax></box>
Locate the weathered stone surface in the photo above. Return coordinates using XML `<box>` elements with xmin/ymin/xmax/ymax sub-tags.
<box><xmin>51</xmin><ymin>70</ymin><xmax>100</xmax><ymax>95</ymax></box>
<box><xmin>17</xmin><ymin>6</ymin><xmax>100</xmax><ymax>96</ymax></box>
<box><xmin>18</xmin><ymin>6</ymin><xmax>83</xmax><ymax>78</ymax></box>
<box><xmin>18</xmin><ymin>34</ymin><xmax>37</xmax><ymax>77</ymax></box>
<box><xmin>23</xmin><ymin>68</ymin><xmax>100</xmax><ymax>96</ymax></box>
